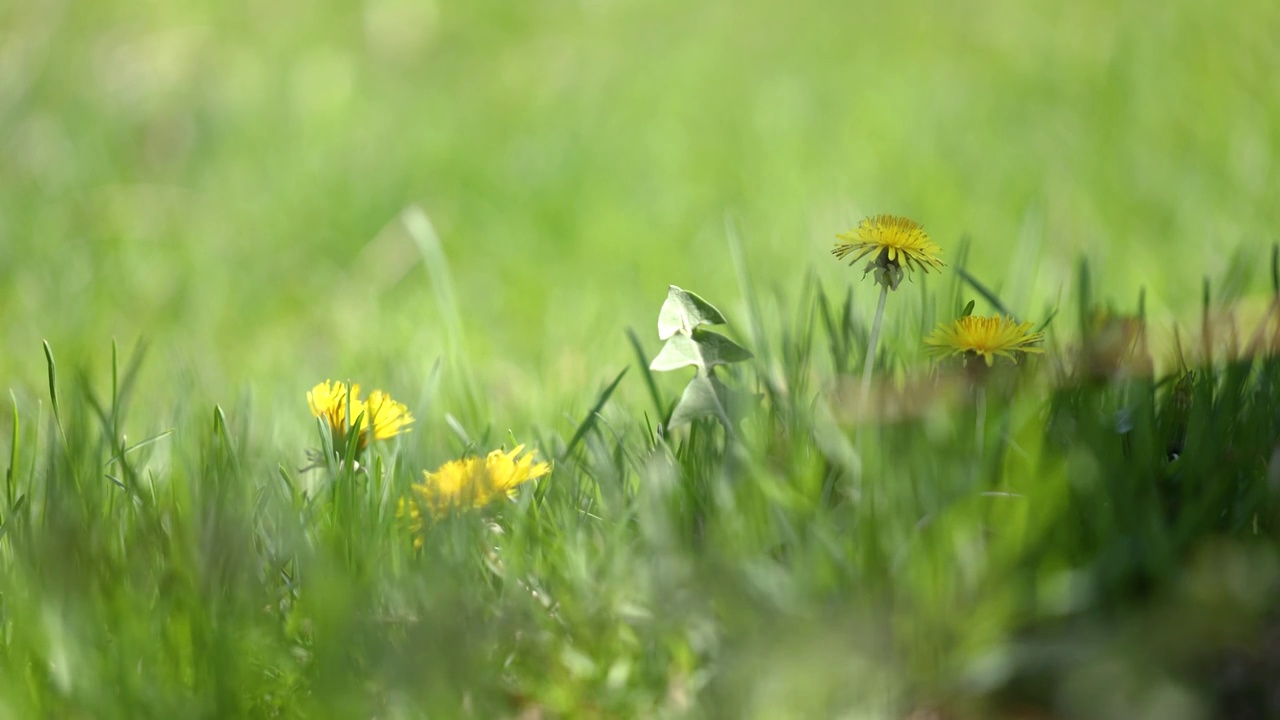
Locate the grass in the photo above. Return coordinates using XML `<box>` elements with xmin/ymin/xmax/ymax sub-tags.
<box><xmin>3</xmin><ymin>0</ymin><xmax>1280</xmax><ymax>716</ymax></box>
<box><xmin>3</xmin><ymin>253</ymin><xmax>1280</xmax><ymax>717</ymax></box>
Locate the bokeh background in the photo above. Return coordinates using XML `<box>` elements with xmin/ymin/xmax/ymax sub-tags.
<box><xmin>3</xmin><ymin>0</ymin><xmax>1277</xmax><ymax>412</ymax></box>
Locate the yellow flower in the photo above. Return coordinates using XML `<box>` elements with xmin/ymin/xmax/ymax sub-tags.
<box><xmin>833</xmin><ymin>215</ymin><xmax>944</xmax><ymax>290</ymax></box>
<box><xmin>307</xmin><ymin>380</ymin><xmax>413</xmax><ymax>451</ymax></box>
<box><xmin>364</xmin><ymin>390</ymin><xmax>414</xmax><ymax>443</ymax></box>
<box><xmin>925</xmin><ymin>315</ymin><xmax>1046</xmax><ymax>366</ymax></box>
<box><xmin>397</xmin><ymin>496</ymin><xmax>426</xmax><ymax>549</ymax></box>
<box><xmin>408</xmin><ymin>444</ymin><xmax>551</xmax><ymax>519</ymax></box>
<box><xmin>308</xmin><ymin>380</ymin><xmax>363</xmax><ymax>446</ymax></box>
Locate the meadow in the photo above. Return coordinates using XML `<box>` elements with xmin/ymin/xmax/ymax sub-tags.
<box><xmin>2</xmin><ymin>0</ymin><xmax>1280</xmax><ymax>717</ymax></box>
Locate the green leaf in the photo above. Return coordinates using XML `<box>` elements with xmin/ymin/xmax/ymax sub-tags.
<box><xmin>657</xmin><ymin>285</ymin><xmax>727</xmax><ymax>340</ymax></box>
<box><xmin>692</xmin><ymin>328</ymin><xmax>753</xmax><ymax>365</ymax></box>
<box><xmin>667</xmin><ymin>373</ymin><xmax>758</xmax><ymax>429</ymax></box>
<box><xmin>668</xmin><ymin>375</ymin><xmax>730</xmax><ymax>429</ymax></box>
<box><xmin>961</xmin><ymin>299</ymin><xmax>976</xmax><ymax>317</ymax></box>
<box><xmin>650</xmin><ymin>334</ymin><xmax>699</xmax><ymax>373</ymax></box>
<box><xmin>649</xmin><ymin>329</ymin><xmax>753</xmax><ymax>374</ymax></box>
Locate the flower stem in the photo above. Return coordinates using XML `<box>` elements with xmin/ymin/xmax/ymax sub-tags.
<box><xmin>975</xmin><ymin>386</ymin><xmax>987</xmax><ymax>457</ymax></box>
<box><xmin>861</xmin><ymin>284</ymin><xmax>889</xmax><ymax>407</ymax></box>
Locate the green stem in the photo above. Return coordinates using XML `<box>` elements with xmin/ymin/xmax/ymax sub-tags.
<box><xmin>861</xmin><ymin>285</ymin><xmax>890</xmax><ymax>407</ymax></box>
<box><xmin>975</xmin><ymin>386</ymin><xmax>987</xmax><ymax>457</ymax></box>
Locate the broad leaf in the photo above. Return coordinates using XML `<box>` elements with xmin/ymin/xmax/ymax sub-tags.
<box><xmin>657</xmin><ymin>285</ymin><xmax>727</xmax><ymax>340</ymax></box>
<box><xmin>690</xmin><ymin>328</ymin><xmax>753</xmax><ymax>366</ymax></box>
<box><xmin>649</xmin><ymin>334</ymin><xmax>701</xmax><ymax>373</ymax></box>
<box><xmin>667</xmin><ymin>374</ymin><xmax>759</xmax><ymax>429</ymax></box>
<box><xmin>668</xmin><ymin>375</ymin><xmax>729</xmax><ymax>428</ymax></box>
<box><xmin>649</xmin><ymin>329</ymin><xmax>753</xmax><ymax>373</ymax></box>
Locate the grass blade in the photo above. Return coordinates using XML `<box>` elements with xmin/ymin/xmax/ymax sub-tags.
<box><xmin>42</xmin><ymin>340</ymin><xmax>61</xmax><ymax>427</ymax></box>
<box><xmin>626</xmin><ymin>328</ymin><xmax>665</xmax><ymax>424</ymax></box>
<box><xmin>1077</xmin><ymin>257</ymin><xmax>1092</xmax><ymax>339</ymax></box>
<box><xmin>1272</xmin><ymin>243</ymin><xmax>1279</xmax><ymax>297</ymax></box>
<box><xmin>103</xmin><ymin>429</ymin><xmax>174</xmax><ymax>469</ymax></box>
<box><xmin>725</xmin><ymin>214</ymin><xmax>770</xmax><ymax>368</ymax></box>
<box><xmin>559</xmin><ymin>368</ymin><xmax>627</xmax><ymax>462</ymax></box>
<box><xmin>0</xmin><ymin>494</ymin><xmax>26</xmax><ymax>543</ymax></box>
<box><xmin>954</xmin><ymin>265</ymin><xmax>1014</xmax><ymax>318</ymax></box>
<box><xmin>6</xmin><ymin>391</ymin><xmax>17</xmax><ymax>508</ymax></box>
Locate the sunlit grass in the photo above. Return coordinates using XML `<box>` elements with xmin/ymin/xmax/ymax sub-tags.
<box><xmin>2</xmin><ymin>0</ymin><xmax>1279</xmax><ymax>716</ymax></box>
<box><xmin>2</xmin><ymin>241</ymin><xmax>1279</xmax><ymax>716</ymax></box>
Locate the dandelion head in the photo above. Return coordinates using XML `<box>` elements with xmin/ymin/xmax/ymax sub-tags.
<box><xmin>308</xmin><ymin>380</ymin><xmax>363</xmax><ymax>447</ymax></box>
<box><xmin>483</xmin><ymin>445</ymin><xmax>551</xmax><ymax>493</ymax></box>
<box><xmin>365</xmin><ymin>390</ymin><xmax>414</xmax><ymax>442</ymax></box>
<box><xmin>925</xmin><ymin>314</ymin><xmax>1046</xmax><ymax>366</ymax></box>
<box><xmin>307</xmin><ymin>381</ymin><xmax>411</xmax><ymax>452</ymax></box>
<box><xmin>396</xmin><ymin>496</ymin><xmax>425</xmax><ymax>550</ymax></box>
<box><xmin>410</xmin><ymin>444</ymin><xmax>551</xmax><ymax>520</ymax></box>
<box><xmin>833</xmin><ymin>215</ymin><xmax>944</xmax><ymax>291</ymax></box>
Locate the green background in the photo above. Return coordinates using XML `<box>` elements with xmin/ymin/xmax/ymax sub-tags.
<box><xmin>3</xmin><ymin>0</ymin><xmax>1276</xmax><ymax>407</ymax></box>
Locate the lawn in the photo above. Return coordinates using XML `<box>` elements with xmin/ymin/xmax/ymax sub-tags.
<box><xmin>1</xmin><ymin>0</ymin><xmax>1279</xmax><ymax>717</ymax></box>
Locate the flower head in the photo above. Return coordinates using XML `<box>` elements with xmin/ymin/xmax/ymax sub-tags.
<box><xmin>925</xmin><ymin>315</ymin><xmax>1046</xmax><ymax>366</ymax></box>
<box><xmin>408</xmin><ymin>444</ymin><xmax>551</xmax><ymax>520</ymax></box>
<box><xmin>365</xmin><ymin>390</ymin><xmax>414</xmax><ymax>443</ymax></box>
<box><xmin>833</xmin><ymin>215</ymin><xmax>944</xmax><ymax>291</ymax></box>
<box><xmin>307</xmin><ymin>380</ymin><xmax>413</xmax><ymax>451</ymax></box>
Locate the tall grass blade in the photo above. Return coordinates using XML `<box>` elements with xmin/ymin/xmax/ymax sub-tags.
<box><xmin>814</xmin><ymin>280</ymin><xmax>852</xmax><ymax>375</ymax></box>
<box><xmin>403</xmin><ymin>205</ymin><xmax>481</xmax><ymax>421</ymax></box>
<box><xmin>42</xmin><ymin>340</ymin><xmax>61</xmax><ymax>428</ymax></box>
<box><xmin>1202</xmin><ymin>276</ymin><xmax>1212</xmax><ymax>366</ymax></box>
<box><xmin>103</xmin><ymin>429</ymin><xmax>174</xmax><ymax>469</ymax></box>
<box><xmin>725</xmin><ymin>214</ymin><xmax>770</xmax><ymax>368</ymax></box>
<box><xmin>626</xmin><ymin>328</ymin><xmax>665</xmax><ymax>424</ymax></box>
<box><xmin>6</xmin><ymin>391</ymin><xmax>17</xmax><ymax>508</ymax></box>
<box><xmin>1035</xmin><ymin>307</ymin><xmax>1059</xmax><ymax>333</ymax></box>
<box><xmin>560</xmin><ymin>368</ymin><xmax>627</xmax><ymax>462</ymax></box>
<box><xmin>1272</xmin><ymin>243</ymin><xmax>1279</xmax><ymax>296</ymax></box>
<box><xmin>954</xmin><ymin>265</ymin><xmax>1014</xmax><ymax>318</ymax></box>
<box><xmin>0</xmin><ymin>494</ymin><xmax>26</xmax><ymax>542</ymax></box>
<box><xmin>111</xmin><ymin>338</ymin><xmax>119</xmax><ymax>432</ymax></box>
<box><xmin>1077</xmin><ymin>257</ymin><xmax>1092</xmax><ymax>339</ymax></box>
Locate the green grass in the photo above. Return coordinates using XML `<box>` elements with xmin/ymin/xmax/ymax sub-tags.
<box><xmin>3</xmin><ymin>0</ymin><xmax>1280</xmax><ymax>716</ymax></box>
<box><xmin>4</xmin><ymin>267</ymin><xmax>1280</xmax><ymax>717</ymax></box>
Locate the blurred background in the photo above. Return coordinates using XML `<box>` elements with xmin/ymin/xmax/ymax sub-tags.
<box><xmin>2</xmin><ymin>0</ymin><xmax>1277</xmax><ymax>414</ymax></box>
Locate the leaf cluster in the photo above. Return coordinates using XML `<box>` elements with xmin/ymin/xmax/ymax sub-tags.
<box><xmin>648</xmin><ymin>286</ymin><xmax>753</xmax><ymax>431</ymax></box>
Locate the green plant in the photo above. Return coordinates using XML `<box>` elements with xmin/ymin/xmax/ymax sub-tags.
<box><xmin>647</xmin><ymin>285</ymin><xmax>754</xmax><ymax>432</ymax></box>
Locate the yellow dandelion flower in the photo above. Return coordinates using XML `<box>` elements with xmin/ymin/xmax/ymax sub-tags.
<box><xmin>307</xmin><ymin>380</ymin><xmax>413</xmax><ymax>451</ymax></box>
<box><xmin>833</xmin><ymin>215</ymin><xmax>945</xmax><ymax>291</ymax></box>
<box><xmin>397</xmin><ymin>496</ymin><xmax>426</xmax><ymax>549</ymax></box>
<box><xmin>308</xmin><ymin>380</ymin><xmax>364</xmax><ymax>447</ymax></box>
<box><xmin>365</xmin><ymin>390</ymin><xmax>414</xmax><ymax>442</ymax></box>
<box><xmin>409</xmin><ymin>444</ymin><xmax>551</xmax><ymax>519</ymax></box>
<box><xmin>925</xmin><ymin>315</ymin><xmax>1046</xmax><ymax>366</ymax></box>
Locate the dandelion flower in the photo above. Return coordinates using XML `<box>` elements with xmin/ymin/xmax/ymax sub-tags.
<box><xmin>409</xmin><ymin>444</ymin><xmax>551</xmax><ymax>519</ymax></box>
<box><xmin>364</xmin><ymin>390</ymin><xmax>414</xmax><ymax>443</ymax></box>
<box><xmin>925</xmin><ymin>315</ymin><xmax>1046</xmax><ymax>366</ymax></box>
<box><xmin>833</xmin><ymin>215</ymin><xmax>944</xmax><ymax>291</ymax></box>
<box><xmin>307</xmin><ymin>380</ymin><xmax>413</xmax><ymax>451</ymax></box>
<box><xmin>397</xmin><ymin>496</ymin><xmax>426</xmax><ymax>549</ymax></box>
<box><xmin>308</xmin><ymin>380</ymin><xmax>363</xmax><ymax>446</ymax></box>
<box><xmin>833</xmin><ymin>214</ymin><xmax>945</xmax><ymax>405</ymax></box>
